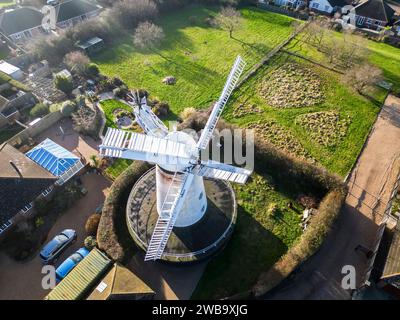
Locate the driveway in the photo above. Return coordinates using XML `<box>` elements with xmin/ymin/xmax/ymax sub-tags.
<box><xmin>265</xmin><ymin>94</ymin><xmax>400</xmax><ymax>300</ymax></box>
<box><xmin>35</xmin><ymin>117</ymin><xmax>100</xmax><ymax>161</ymax></box>
<box><xmin>0</xmin><ymin>173</ymin><xmax>111</xmax><ymax>300</ymax></box>
<box><xmin>127</xmin><ymin>252</ymin><xmax>207</xmax><ymax>300</ymax></box>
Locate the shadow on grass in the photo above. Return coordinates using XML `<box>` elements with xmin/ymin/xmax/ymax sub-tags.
<box><xmin>191</xmin><ymin>205</ymin><xmax>287</xmax><ymax>300</ymax></box>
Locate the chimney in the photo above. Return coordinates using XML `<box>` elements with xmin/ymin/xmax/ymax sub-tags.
<box><xmin>9</xmin><ymin>160</ymin><xmax>23</xmax><ymax>178</ymax></box>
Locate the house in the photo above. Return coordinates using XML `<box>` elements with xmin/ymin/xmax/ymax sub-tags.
<box><xmin>0</xmin><ymin>7</ymin><xmax>48</xmax><ymax>43</ymax></box>
<box><xmin>353</xmin><ymin>0</ymin><xmax>396</xmax><ymax>30</ymax></box>
<box><xmin>260</xmin><ymin>0</ymin><xmax>306</xmax><ymax>9</ymax></box>
<box><xmin>0</xmin><ymin>1</ymin><xmax>102</xmax><ymax>44</ymax></box>
<box><xmin>0</xmin><ymin>71</ymin><xmax>37</xmax><ymax>127</ymax></box>
<box><xmin>25</xmin><ymin>138</ymin><xmax>84</xmax><ymax>186</ymax></box>
<box><xmin>0</xmin><ymin>61</ymin><xmax>24</xmax><ymax>80</ymax></box>
<box><xmin>309</xmin><ymin>0</ymin><xmax>351</xmax><ymax>14</ymax></box>
<box><xmin>0</xmin><ymin>143</ymin><xmax>57</xmax><ymax>236</ymax></box>
<box><xmin>87</xmin><ymin>263</ymin><xmax>155</xmax><ymax>300</ymax></box>
<box><xmin>55</xmin><ymin>0</ymin><xmax>102</xmax><ymax>29</ymax></box>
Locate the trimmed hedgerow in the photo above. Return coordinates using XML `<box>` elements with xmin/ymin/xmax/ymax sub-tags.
<box><xmin>97</xmin><ymin>161</ymin><xmax>152</xmax><ymax>262</ymax></box>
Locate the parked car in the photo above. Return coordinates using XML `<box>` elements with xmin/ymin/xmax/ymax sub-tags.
<box><xmin>55</xmin><ymin>247</ymin><xmax>90</xmax><ymax>282</ymax></box>
<box><xmin>40</xmin><ymin>229</ymin><xmax>77</xmax><ymax>264</ymax></box>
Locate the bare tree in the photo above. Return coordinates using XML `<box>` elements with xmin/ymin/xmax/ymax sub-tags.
<box><xmin>133</xmin><ymin>21</ymin><xmax>165</xmax><ymax>51</ymax></box>
<box><xmin>302</xmin><ymin>19</ymin><xmax>329</xmax><ymax>49</ymax></box>
<box><xmin>343</xmin><ymin>63</ymin><xmax>383</xmax><ymax>95</ymax></box>
<box><xmin>213</xmin><ymin>6</ymin><xmax>242</xmax><ymax>39</ymax></box>
<box><xmin>109</xmin><ymin>0</ymin><xmax>158</xmax><ymax>30</ymax></box>
<box><xmin>64</xmin><ymin>51</ymin><xmax>90</xmax><ymax>75</ymax></box>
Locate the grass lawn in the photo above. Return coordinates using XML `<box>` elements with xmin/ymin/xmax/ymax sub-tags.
<box><xmin>94</xmin><ymin>6</ymin><xmax>297</xmax><ymax>115</ymax></box>
<box><xmin>0</xmin><ymin>1</ymin><xmax>13</xmax><ymax>8</ymax></box>
<box><xmin>99</xmin><ymin>99</ymin><xmax>133</xmax><ymax>179</ymax></box>
<box><xmin>192</xmin><ymin>172</ymin><xmax>302</xmax><ymax>299</ymax></box>
<box><xmin>224</xmin><ymin>53</ymin><xmax>383</xmax><ymax>177</ymax></box>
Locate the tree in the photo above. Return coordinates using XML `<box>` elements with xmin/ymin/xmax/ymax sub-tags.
<box><xmin>64</xmin><ymin>51</ymin><xmax>90</xmax><ymax>75</ymax></box>
<box><xmin>133</xmin><ymin>21</ymin><xmax>165</xmax><ymax>50</ymax></box>
<box><xmin>213</xmin><ymin>6</ymin><xmax>242</xmax><ymax>38</ymax></box>
<box><xmin>86</xmin><ymin>63</ymin><xmax>100</xmax><ymax>77</ymax></box>
<box><xmin>85</xmin><ymin>214</ymin><xmax>101</xmax><ymax>236</ymax></box>
<box><xmin>61</xmin><ymin>100</ymin><xmax>77</xmax><ymax>117</ymax></box>
<box><xmin>109</xmin><ymin>0</ymin><xmax>158</xmax><ymax>30</ymax></box>
<box><xmin>343</xmin><ymin>63</ymin><xmax>384</xmax><ymax>95</ymax></box>
<box><xmin>54</xmin><ymin>75</ymin><xmax>73</xmax><ymax>95</ymax></box>
<box><xmin>29</xmin><ymin>103</ymin><xmax>49</xmax><ymax>118</ymax></box>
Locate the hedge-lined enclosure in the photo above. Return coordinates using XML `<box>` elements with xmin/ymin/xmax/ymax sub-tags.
<box><xmin>181</xmin><ymin>109</ymin><xmax>346</xmax><ymax>299</ymax></box>
<box><xmin>98</xmin><ymin>105</ymin><xmax>346</xmax><ymax>298</ymax></box>
<box><xmin>97</xmin><ymin>161</ymin><xmax>152</xmax><ymax>262</ymax></box>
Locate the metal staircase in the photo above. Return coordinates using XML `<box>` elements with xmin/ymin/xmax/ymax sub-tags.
<box><xmin>197</xmin><ymin>56</ymin><xmax>246</xmax><ymax>150</ymax></box>
<box><xmin>145</xmin><ymin>172</ymin><xmax>194</xmax><ymax>261</ymax></box>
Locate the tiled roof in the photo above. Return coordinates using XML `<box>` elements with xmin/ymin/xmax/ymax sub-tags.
<box><xmin>55</xmin><ymin>0</ymin><xmax>99</xmax><ymax>23</ymax></box>
<box><xmin>0</xmin><ymin>7</ymin><xmax>43</xmax><ymax>36</ymax></box>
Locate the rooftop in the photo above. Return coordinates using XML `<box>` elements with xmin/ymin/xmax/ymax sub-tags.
<box><xmin>25</xmin><ymin>138</ymin><xmax>81</xmax><ymax>177</ymax></box>
<box><xmin>45</xmin><ymin>248</ymin><xmax>112</xmax><ymax>300</ymax></box>
<box><xmin>0</xmin><ymin>143</ymin><xmax>56</xmax><ymax>225</ymax></box>
<box><xmin>55</xmin><ymin>0</ymin><xmax>100</xmax><ymax>23</ymax></box>
<box><xmin>354</xmin><ymin>0</ymin><xmax>396</xmax><ymax>22</ymax></box>
<box><xmin>87</xmin><ymin>263</ymin><xmax>154</xmax><ymax>300</ymax></box>
<box><xmin>0</xmin><ymin>7</ymin><xmax>43</xmax><ymax>36</ymax></box>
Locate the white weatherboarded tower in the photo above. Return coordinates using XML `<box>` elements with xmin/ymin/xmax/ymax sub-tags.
<box><xmin>99</xmin><ymin>56</ymin><xmax>251</xmax><ymax>261</ymax></box>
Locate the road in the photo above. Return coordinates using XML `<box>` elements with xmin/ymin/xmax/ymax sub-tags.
<box><xmin>265</xmin><ymin>94</ymin><xmax>400</xmax><ymax>300</ymax></box>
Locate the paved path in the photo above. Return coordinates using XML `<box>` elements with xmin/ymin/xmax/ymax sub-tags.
<box><xmin>126</xmin><ymin>253</ymin><xmax>207</xmax><ymax>300</ymax></box>
<box><xmin>265</xmin><ymin>95</ymin><xmax>400</xmax><ymax>300</ymax></box>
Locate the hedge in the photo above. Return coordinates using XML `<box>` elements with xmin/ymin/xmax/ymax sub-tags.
<box><xmin>97</xmin><ymin>161</ymin><xmax>153</xmax><ymax>262</ymax></box>
<box><xmin>251</xmin><ymin>188</ymin><xmax>346</xmax><ymax>297</ymax></box>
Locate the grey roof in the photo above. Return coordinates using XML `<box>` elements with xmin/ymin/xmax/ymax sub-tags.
<box><xmin>0</xmin><ymin>144</ymin><xmax>56</xmax><ymax>225</ymax></box>
<box><xmin>382</xmin><ymin>220</ymin><xmax>400</xmax><ymax>279</ymax></box>
<box><xmin>0</xmin><ymin>7</ymin><xmax>43</xmax><ymax>36</ymax></box>
<box><xmin>328</xmin><ymin>0</ymin><xmax>352</xmax><ymax>8</ymax></box>
<box><xmin>354</xmin><ymin>0</ymin><xmax>396</xmax><ymax>22</ymax></box>
<box><xmin>55</xmin><ymin>0</ymin><xmax>99</xmax><ymax>23</ymax></box>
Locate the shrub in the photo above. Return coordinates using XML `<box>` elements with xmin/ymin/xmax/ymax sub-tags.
<box><xmin>71</xmin><ymin>104</ymin><xmax>102</xmax><ymax>139</ymax></box>
<box><xmin>86</xmin><ymin>63</ymin><xmax>100</xmax><ymax>78</ymax></box>
<box><xmin>64</xmin><ymin>51</ymin><xmax>90</xmax><ymax>75</ymax></box>
<box><xmin>84</xmin><ymin>236</ymin><xmax>97</xmax><ymax>250</ymax></box>
<box><xmin>29</xmin><ymin>103</ymin><xmax>49</xmax><ymax>118</ymax></box>
<box><xmin>180</xmin><ymin>107</ymin><xmax>197</xmax><ymax>121</ymax></box>
<box><xmin>54</xmin><ymin>75</ymin><xmax>73</xmax><ymax>95</ymax></box>
<box><xmin>152</xmin><ymin>101</ymin><xmax>170</xmax><ymax>118</ymax></box>
<box><xmin>85</xmin><ymin>214</ymin><xmax>101</xmax><ymax>236</ymax></box>
<box><xmin>113</xmin><ymin>85</ymin><xmax>128</xmax><ymax>98</ymax></box>
<box><xmin>61</xmin><ymin>100</ymin><xmax>77</xmax><ymax>117</ymax></box>
<box><xmin>49</xmin><ymin>103</ymin><xmax>62</xmax><ymax>113</ymax></box>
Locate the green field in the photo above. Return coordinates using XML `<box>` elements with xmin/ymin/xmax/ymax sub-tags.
<box><xmin>192</xmin><ymin>172</ymin><xmax>302</xmax><ymax>299</ymax></box>
<box><xmin>224</xmin><ymin>54</ymin><xmax>383</xmax><ymax>176</ymax></box>
<box><xmin>0</xmin><ymin>1</ymin><xmax>14</xmax><ymax>8</ymax></box>
<box><xmin>95</xmin><ymin>6</ymin><xmax>296</xmax><ymax>115</ymax></box>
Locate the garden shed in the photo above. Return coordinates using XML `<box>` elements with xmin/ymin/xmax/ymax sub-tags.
<box><xmin>76</xmin><ymin>37</ymin><xmax>104</xmax><ymax>56</ymax></box>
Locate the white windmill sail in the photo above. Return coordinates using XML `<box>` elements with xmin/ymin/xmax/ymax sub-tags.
<box><xmin>196</xmin><ymin>56</ymin><xmax>246</xmax><ymax>151</ymax></box>
<box><xmin>125</xmin><ymin>91</ymin><xmax>169</xmax><ymax>138</ymax></box>
<box><xmin>100</xmin><ymin>128</ymin><xmax>194</xmax><ymax>165</ymax></box>
<box><xmin>145</xmin><ymin>172</ymin><xmax>194</xmax><ymax>261</ymax></box>
<box><xmin>192</xmin><ymin>160</ymin><xmax>251</xmax><ymax>184</ymax></box>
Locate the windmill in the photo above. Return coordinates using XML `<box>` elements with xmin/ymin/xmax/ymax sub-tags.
<box><xmin>99</xmin><ymin>56</ymin><xmax>252</xmax><ymax>261</ymax></box>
